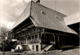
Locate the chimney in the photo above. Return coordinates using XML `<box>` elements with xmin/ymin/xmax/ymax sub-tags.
<box><xmin>36</xmin><ymin>0</ymin><xmax>40</xmax><ymax>3</ymax></box>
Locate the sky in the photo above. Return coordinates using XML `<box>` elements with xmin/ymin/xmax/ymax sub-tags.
<box><xmin>64</xmin><ymin>12</ymin><xmax>80</xmax><ymax>25</ymax></box>
<box><xmin>0</xmin><ymin>0</ymin><xmax>80</xmax><ymax>30</ymax></box>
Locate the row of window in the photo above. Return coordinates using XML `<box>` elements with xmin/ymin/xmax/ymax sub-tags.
<box><xmin>27</xmin><ymin>34</ymin><xmax>39</xmax><ymax>40</ymax></box>
<box><xmin>15</xmin><ymin>28</ymin><xmax>42</xmax><ymax>38</ymax></box>
<box><xmin>42</xmin><ymin>33</ymin><xmax>55</xmax><ymax>41</ymax></box>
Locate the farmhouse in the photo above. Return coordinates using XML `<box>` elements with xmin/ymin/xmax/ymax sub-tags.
<box><xmin>10</xmin><ymin>1</ymin><xmax>78</xmax><ymax>52</ymax></box>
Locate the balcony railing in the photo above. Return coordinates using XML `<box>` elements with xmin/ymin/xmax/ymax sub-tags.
<box><xmin>25</xmin><ymin>39</ymin><xmax>41</xmax><ymax>44</ymax></box>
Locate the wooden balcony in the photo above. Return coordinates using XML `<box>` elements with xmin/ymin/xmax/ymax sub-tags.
<box><xmin>25</xmin><ymin>39</ymin><xmax>41</xmax><ymax>44</ymax></box>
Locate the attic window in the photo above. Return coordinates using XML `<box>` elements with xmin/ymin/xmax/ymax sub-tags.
<box><xmin>56</xmin><ymin>16</ymin><xmax>61</xmax><ymax>20</ymax></box>
<box><xmin>41</xmin><ymin>10</ymin><xmax>46</xmax><ymax>15</ymax></box>
<box><xmin>56</xmin><ymin>16</ymin><xmax>59</xmax><ymax>19</ymax></box>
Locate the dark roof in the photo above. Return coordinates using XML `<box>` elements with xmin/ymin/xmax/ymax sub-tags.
<box><xmin>68</xmin><ymin>22</ymin><xmax>79</xmax><ymax>34</ymax></box>
<box><xmin>12</xmin><ymin>1</ymin><xmax>77</xmax><ymax>34</ymax></box>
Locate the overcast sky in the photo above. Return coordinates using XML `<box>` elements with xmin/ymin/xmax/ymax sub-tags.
<box><xmin>0</xmin><ymin>0</ymin><xmax>80</xmax><ymax>29</ymax></box>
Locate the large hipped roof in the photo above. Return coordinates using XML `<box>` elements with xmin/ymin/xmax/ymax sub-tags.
<box><xmin>13</xmin><ymin>1</ymin><xmax>77</xmax><ymax>34</ymax></box>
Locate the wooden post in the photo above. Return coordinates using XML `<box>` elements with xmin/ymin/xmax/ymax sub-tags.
<box><xmin>54</xmin><ymin>33</ymin><xmax>60</xmax><ymax>49</ymax></box>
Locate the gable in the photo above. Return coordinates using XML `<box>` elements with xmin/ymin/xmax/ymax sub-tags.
<box><xmin>12</xmin><ymin>17</ymin><xmax>34</xmax><ymax>32</ymax></box>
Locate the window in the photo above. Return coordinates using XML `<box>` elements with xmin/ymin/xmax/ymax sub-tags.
<box><xmin>28</xmin><ymin>36</ymin><xmax>31</xmax><ymax>40</ymax></box>
<box><xmin>32</xmin><ymin>36</ymin><xmax>34</xmax><ymax>39</ymax></box>
<box><xmin>32</xmin><ymin>45</ymin><xmax>34</xmax><ymax>50</ymax></box>
<box><xmin>33</xmin><ymin>28</ymin><xmax>35</xmax><ymax>31</ymax></box>
<box><xmin>41</xmin><ymin>10</ymin><xmax>46</xmax><ymax>15</ymax></box>
<box><xmin>36</xmin><ymin>45</ymin><xmax>39</xmax><ymax>51</ymax></box>
<box><xmin>35</xmin><ymin>35</ymin><xmax>37</xmax><ymax>39</ymax></box>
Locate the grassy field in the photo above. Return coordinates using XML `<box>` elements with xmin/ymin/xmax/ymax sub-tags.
<box><xmin>0</xmin><ymin>48</ymin><xmax>79</xmax><ymax>55</ymax></box>
<box><xmin>0</xmin><ymin>50</ymin><xmax>62</xmax><ymax>55</ymax></box>
<box><xmin>62</xmin><ymin>48</ymin><xmax>80</xmax><ymax>55</ymax></box>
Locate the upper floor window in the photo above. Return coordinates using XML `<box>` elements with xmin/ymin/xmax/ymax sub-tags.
<box><xmin>28</xmin><ymin>36</ymin><xmax>31</xmax><ymax>40</ymax></box>
<box><xmin>32</xmin><ymin>36</ymin><xmax>34</xmax><ymax>39</ymax></box>
<box><xmin>33</xmin><ymin>29</ymin><xmax>35</xmax><ymax>31</ymax></box>
<box><xmin>41</xmin><ymin>10</ymin><xmax>46</xmax><ymax>15</ymax></box>
<box><xmin>35</xmin><ymin>35</ymin><xmax>37</xmax><ymax>39</ymax></box>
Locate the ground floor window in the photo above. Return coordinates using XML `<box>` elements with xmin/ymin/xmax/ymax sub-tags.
<box><xmin>31</xmin><ymin>44</ymin><xmax>41</xmax><ymax>52</ymax></box>
<box><xmin>32</xmin><ymin>45</ymin><xmax>34</xmax><ymax>50</ymax></box>
<box><xmin>36</xmin><ymin>45</ymin><xmax>39</xmax><ymax>51</ymax></box>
